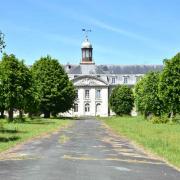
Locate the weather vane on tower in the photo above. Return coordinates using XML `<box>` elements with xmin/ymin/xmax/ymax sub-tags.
<box><xmin>82</xmin><ymin>28</ymin><xmax>92</xmax><ymax>40</ymax></box>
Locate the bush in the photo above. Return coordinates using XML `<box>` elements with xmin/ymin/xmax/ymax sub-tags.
<box><xmin>109</xmin><ymin>85</ymin><xmax>134</xmax><ymax>116</ymax></box>
<box><xmin>150</xmin><ymin>115</ymin><xmax>169</xmax><ymax>124</ymax></box>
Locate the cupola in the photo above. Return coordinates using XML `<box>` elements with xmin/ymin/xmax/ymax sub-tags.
<box><xmin>81</xmin><ymin>37</ymin><xmax>94</xmax><ymax>64</ymax></box>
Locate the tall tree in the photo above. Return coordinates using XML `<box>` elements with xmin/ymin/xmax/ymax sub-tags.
<box><xmin>15</xmin><ymin>61</ymin><xmax>34</xmax><ymax>119</ymax></box>
<box><xmin>1</xmin><ymin>53</ymin><xmax>32</xmax><ymax>121</ymax></box>
<box><xmin>31</xmin><ymin>55</ymin><xmax>76</xmax><ymax>118</ymax></box>
<box><xmin>109</xmin><ymin>85</ymin><xmax>134</xmax><ymax>116</ymax></box>
<box><xmin>135</xmin><ymin>71</ymin><xmax>164</xmax><ymax>118</ymax></box>
<box><xmin>159</xmin><ymin>53</ymin><xmax>180</xmax><ymax>119</ymax></box>
<box><xmin>23</xmin><ymin>79</ymin><xmax>40</xmax><ymax>118</ymax></box>
<box><xmin>0</xmin><ymin>61</ymin><xmax>5</xmax><ymax>118</ymax></box>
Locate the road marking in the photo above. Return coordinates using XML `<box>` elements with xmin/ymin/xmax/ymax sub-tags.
<box><xmin>109</xmin><ymin>166</ymin><xmax>131</xmax><ymax>171</ymax></box>
<box><xmin>62</xmin><ymin>155</ymin><xmax>165</xmax><ymax>165</ymax></box>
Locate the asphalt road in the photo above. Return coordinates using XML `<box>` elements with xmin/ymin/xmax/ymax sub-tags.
<box><xmin>0</xmin><ymin>119</ymin><xmax>179</xmax><ymax>180</ymax></box>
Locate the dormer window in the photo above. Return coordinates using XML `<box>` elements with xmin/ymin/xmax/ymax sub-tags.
<box><xmin>112</xmin><ymin>77</ymin><xmax>115</xmax><ymax>84</ymax></box>
<box><xmin>124</xmin><ymin>77</ymin><xmax>128</xmax><ymax>84</ymax></box>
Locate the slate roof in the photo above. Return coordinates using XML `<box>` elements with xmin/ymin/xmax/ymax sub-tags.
<box><xmin>64</xmin><ymin>64</ymin><xmax>163</xmax><ymax>75</ymax></box>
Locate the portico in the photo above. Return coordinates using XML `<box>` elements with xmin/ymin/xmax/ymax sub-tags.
<box><xmin>72</xmin><ymin>75</ymin><xmax>109</xmax><ymax>117</ymax></box>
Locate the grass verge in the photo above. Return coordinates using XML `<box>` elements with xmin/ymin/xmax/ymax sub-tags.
<box><xmin>102</xmin><ymin>116</ymin><xmax>180</xmax><ymax>168</ymax></box>
<box><xmin>0</xmin><ymin>118</ymin><xmax>71</xmax><ymax>152</ymax></box>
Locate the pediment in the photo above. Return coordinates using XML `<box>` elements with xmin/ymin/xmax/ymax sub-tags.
<box><xmin>73</xmin><ymin>76</ymin><xmax>108</xmax><ymax>87</ymax></box>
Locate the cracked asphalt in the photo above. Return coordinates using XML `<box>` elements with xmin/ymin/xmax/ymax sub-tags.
<box><xmin>0</xmin><ymin>119</ymin><xmax>179</xmax><ymax>180</ymax></box>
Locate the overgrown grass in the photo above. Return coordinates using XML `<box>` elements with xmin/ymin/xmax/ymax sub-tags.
<box><xmin>102</xmin><ymin>116</ymin><xmax>180</xmax><ymax>168</ymax></box>
<box><xmin>0</xmin><ymin>118</ymin><xmax>71</xmax><ymax>152</ymax></box>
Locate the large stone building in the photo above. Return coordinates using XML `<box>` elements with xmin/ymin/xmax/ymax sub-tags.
<box><xmin>63</xmin><ymin>37</ymin><xmax>163</xmax><ymax>117</ymax></box>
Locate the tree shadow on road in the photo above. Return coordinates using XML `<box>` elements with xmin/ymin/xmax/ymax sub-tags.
<box><xmin>0</xmin><ymin>129</ymin><xmax>26</xmax><ymax>134</ymax></box>
<box><xmin>0</xmin><ymin>136</ymin><xmax>20</xmax><ymax>142</ymax></box>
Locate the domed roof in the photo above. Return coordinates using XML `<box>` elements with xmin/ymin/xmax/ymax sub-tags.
<box><xmin>81</xmin><ymin>38</ymin><xmax>92</xmax><ymax>48</ymax></box>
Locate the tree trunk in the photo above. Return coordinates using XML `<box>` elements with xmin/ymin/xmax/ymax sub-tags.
<box><xmin>0</xmin><ymin>110</ymin><xmax>4</xmax><ymax>119</ymax></box>
<box><xmin>44</xmin><ymin>111</ymin><xmax>50</xmax><ymax>118</ymax></box>
<box><xmin>19</xmin><ymin>110</ymin><xmax>23</xmax><ymax>119</ymax></box>
<box><xmin>28</xmin><ymin>112</ymin><xmax>33</xmax><ymax>119</ymax></box>
<box><xmin>8</xmin><ymin>108</ymin><xmax>14</xmax><ymax>122</ymax></box>
<box><xmin>170</xmin><ymin>111</ymin><xmax>174</xmax><ymax>122</ymax></box>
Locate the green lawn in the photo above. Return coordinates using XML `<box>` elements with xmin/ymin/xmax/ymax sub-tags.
<box><xmin>0</xmin><ymin>118</ymin><xmax>71</xmax><ymax>152</ymax></box>
<box><xmin>102</xmin><ymin>116</ymin><xmax>180</xmax><ymax>168</ymax></box>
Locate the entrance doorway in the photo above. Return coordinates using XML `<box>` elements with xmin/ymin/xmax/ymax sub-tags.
<box><xmin>96</xmin><ymin>103</ymin><xmax>101</xmax><ymax>116</ymax></box>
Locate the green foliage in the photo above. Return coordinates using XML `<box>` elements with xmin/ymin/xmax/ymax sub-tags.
<box><xmin>0</xmin><ymin>63</ymin><xmax>5</xmax><ymax>115</ymax></box>
<box><xmin>150</xmin><ymin>115</ymin><xmax>169</xmax><ymax>124</ymax></box>
<box><xmin>159</xmin><ymin>53</ymin><xmax>180</xmax><ymax>118</ymax></box>
<box><xmin>31</xmin><ymin>55</ymin><xmax>76</xmax><ymax>117</ymax></box>
<box><xmin>134</xmin><ymin>71</ymin><xmax>164</xmax><ymax>117</ymax></box>
<box><xmin>0</xmin><ymin>53</ymin><xmax>32</xmax><ymax>121</ymax></box>
<box><xmin>109</xmin><ymin>85</ymin><xmax>134</xmax><ymax>115</ymax></box>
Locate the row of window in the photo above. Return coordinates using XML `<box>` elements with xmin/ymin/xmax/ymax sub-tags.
<box><xmin>74</xmin><ymin>103</ymin><xmax>90</xmax><ymax>112</ymax></box>
<box><xmin>112</xmin><ymin>77</ymin><xmax>128</xmax><ymax>84</ymax></box>
<box><xmin>76</xmin><ymin>89</ymin><xmax>101</xmax><ymax>99</ymax></box>
<box><xmin>74</xmin><ymin>103</ymin><xmax>101</xmax><ymax>113</ymax></box>
<box><xmin>82</xmin><ymin>50</ymin><xmax>92</xmax><ymax>58</ymax></box>
<box><xmin>111</xmin><ymin>76</ymin><xmax>141</xmax><ymax>84</ymax></box>
<box><xmin>74</xmin><ymin>76</ymin><xmax>141</xmax><ymax>84</ymax></box>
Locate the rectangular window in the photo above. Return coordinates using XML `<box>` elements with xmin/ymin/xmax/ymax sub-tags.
<box><xmin>124</xmin><ymin>77</ymin><xmax>128</xmax><ymax>84</ymax></box>
<box><xmin>96</xmin><ymin>89</ymin><xmax>101</xmax><ymax>99</ymax></box>
<box><xmin>112</xmin><ymin>77</ymin><xmax>115</xmax><ymax>84</ymax></box>
<box><xmin>85</xmin><ymin>89</ymin><xmax>89</xmax><ymax>99</ymax></box>
<box><xmin>82</xmin><ymin>51</ymin><xmax>86</xmax><ymax>58</ymax></box>
<box><xmin>76</xmin><ymin>89</ymin><xmax>78</xmax><ymax>99</ymax></box>
<box><xmin>86</xmin><ymin>50</ymin><xmax>89</xmax><ymax>58</ymax></box>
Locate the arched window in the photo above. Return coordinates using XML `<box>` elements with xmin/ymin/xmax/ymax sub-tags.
<box><xmin>74</xmin><ymin>104</ymin><xmax>78</xmax><ymax>112</ymax></box>
<box><xmin>85</xmin><ymin>103</ymin><xmax>90</xmax><ymax>112</ymax></box>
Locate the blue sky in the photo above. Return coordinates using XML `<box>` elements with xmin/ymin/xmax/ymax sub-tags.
<box><xmin>0</xmin><ymin>0</ymin><xmax>180</xmax><ymax>65</ymax></box>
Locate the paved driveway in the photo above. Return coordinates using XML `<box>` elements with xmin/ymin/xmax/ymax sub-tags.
<box><xmin>0</xmin><ymin>119</ymin><xmax>179</xmax><ymax>180</ymax></box>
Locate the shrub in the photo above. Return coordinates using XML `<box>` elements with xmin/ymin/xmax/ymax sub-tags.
<box><xmin>150</xmin><ymin>115</ymin><xmax>169</xmax><ymax>124</ymax></box>
<box><xmin>109</xmin><ymin>85</ymin><xmax>134</xmax><ymax>116</ymax></box>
